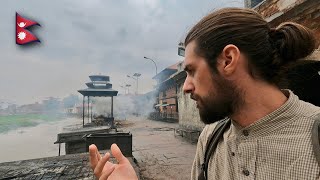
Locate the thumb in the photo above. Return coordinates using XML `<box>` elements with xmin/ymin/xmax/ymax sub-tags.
<box><xmin>111</xmin><ymin>143</ymin><xmax>129</xmax><ymax>164</ymax></box>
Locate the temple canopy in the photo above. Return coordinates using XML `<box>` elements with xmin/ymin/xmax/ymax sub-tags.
<box><xmin>78</xmin><ymin>75</ymin><xmax>118</xmax><ymax>97</ymax></box>
<box><xmin>78</xmin><ymin>88</ymin><xmax>118</xmax><ymax>97</ymax></box>
<box><xmin>78</xmin><ymin>75</ymin><xmax>118</xmax><ymax>127</ymax></box>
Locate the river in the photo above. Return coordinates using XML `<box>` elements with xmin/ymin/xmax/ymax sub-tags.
<box><xmin>0</xmin><ymin>117</ymin><xmax>82</xmax><ymax>163</ymax></box>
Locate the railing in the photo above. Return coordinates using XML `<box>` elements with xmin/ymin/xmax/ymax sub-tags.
<box><xmin>149</xmin><ymin>111</ymin><xmax>179</xmax><ymax>122</ymax></box>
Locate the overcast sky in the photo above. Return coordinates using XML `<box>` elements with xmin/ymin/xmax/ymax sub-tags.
<box><xmin>0</xmin><ymin>0</ymin><xmax>243</xmax><ymax>105</ymax></box>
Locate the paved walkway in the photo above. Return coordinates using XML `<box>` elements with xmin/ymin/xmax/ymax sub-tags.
<box><xmin>121</xmin><ymin>117</ymin><xmax>197</xmax><ymax>180</ymax></box>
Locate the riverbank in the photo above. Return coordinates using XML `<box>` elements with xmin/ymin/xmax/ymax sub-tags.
<box><xmin>0</xmin><ymin>117</ymin><xmax>82</xmax><ymax>163</ymax></box>
<box><xmin>0</xmin><ymin>114</ymin><xmax>67</xmax><ymax>134</ymax></box>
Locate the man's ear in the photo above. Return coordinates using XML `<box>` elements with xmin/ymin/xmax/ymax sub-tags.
<box><xmin>216</xmin><ymin>44</ymin><xmax>240</xmax><ymax>76</ymax></box>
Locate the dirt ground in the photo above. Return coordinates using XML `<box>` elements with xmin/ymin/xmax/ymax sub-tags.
<box><xmin>118</xmin><ymin>117</ymin><xmax>198</xmax><ymax>180</ymax></box>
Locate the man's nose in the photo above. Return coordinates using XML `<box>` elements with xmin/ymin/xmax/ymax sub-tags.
<box><xmin>183</xmin><ymin>78</ymin><xmax>194</xmax><ymax>94</ymax></box>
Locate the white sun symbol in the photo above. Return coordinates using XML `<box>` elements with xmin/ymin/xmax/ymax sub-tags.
<box><xmin>18</xmin><ymin>32</ymin><xmax>26</xmax><ymax>40</ymax></box>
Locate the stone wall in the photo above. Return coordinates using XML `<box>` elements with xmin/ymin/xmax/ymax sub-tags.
<box><xmin>176</xmin><ymin>83</ymin><xmax>204</xmax><ymax>131</ymax></box>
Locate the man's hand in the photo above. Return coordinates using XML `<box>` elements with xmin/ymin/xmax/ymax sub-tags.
<box><xmin>89</xmin><ymin>143</ymin><xmax>138</xmax><ymax>180</ymax></box>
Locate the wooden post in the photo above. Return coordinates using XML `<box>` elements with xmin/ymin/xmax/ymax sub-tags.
<box><xmin>175</xmin><ymin>84</ymin><xmax>179</xmax><ymax>113</ymax></box>
<box><xmin>111</xmin><ymin>96</ymin><xmax>114</xmax><ymax>118</ymax></box>
<box><xmin>58</xmin><ymin>143</ymin><xmax>61</xmax><ymax>156</ymax></box>
<box><xmin>87</xmin><ymin>96</ymin><xmax>90</xmax><ymax>123</ymax></box>
<box><xmin>82</xmin><ymin>96</ymin><xmax>85</xmax><ymax>127</ymax></box>
<box><xmin>111</xmin><ymin>96</ymin><xmax>114</xmax><ymax>128</ymax></box>
<box><xmin>91</xmin><ymin>103</ymin><xmax>93</xmax><ymax>123</ymax></box>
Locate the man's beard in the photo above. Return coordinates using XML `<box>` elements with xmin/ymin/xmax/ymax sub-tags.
<box><xmin>192</xmin><ymin>77</ymin><xmax>242</xmax><ymax>124</ymax></box>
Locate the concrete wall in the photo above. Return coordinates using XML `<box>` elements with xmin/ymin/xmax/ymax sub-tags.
<box><xmin>176</xmin><ymin>83</ymin><xmax>204</xmax><ymax>131</ymax></box>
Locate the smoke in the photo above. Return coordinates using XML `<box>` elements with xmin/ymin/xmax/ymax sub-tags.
<box><xmin>92</xmin><ymin>91</ymin><xmax>157</xmax><ymax>120</ymax></box>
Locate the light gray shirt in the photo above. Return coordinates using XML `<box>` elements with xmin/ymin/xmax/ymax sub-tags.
<box><xmin>191</xmin><ymin>90</ymin><xmax>320</xmax><ymax>180</ymax></box>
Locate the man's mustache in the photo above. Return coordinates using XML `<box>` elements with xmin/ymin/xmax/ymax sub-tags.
<box><xmin>190</xmin><ymin>94</ymin><xmax>199</xmax><ymax>101</ymax></box>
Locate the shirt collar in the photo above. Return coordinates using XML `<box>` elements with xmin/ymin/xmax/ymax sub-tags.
<box><xmin>229</xmin><ymin>89</ymin><xmax>301</xmax><ymax>138</ymax></box>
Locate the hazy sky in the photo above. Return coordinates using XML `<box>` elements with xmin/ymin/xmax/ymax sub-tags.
<box><xmin>0</xmin><ymin>0</ymin><xmax>243</xmax><ymax>105</ymax></box>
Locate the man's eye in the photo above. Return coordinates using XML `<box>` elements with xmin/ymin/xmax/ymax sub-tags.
<box><xmin>188</xmin><ymin>70</ymin><xmax>194</xmax><ymax>76</ymax></box>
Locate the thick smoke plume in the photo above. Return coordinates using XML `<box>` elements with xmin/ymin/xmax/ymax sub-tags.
<box><xmin>92</xmin><ymin>91</ymin><xmax>157</xmax><ymax>120</ymax></box>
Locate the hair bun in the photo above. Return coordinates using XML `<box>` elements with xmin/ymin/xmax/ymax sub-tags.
<box><xmin>269</xmin><ymin>22</ymin><xmax>316</xmax><ymax>64</ymax></box>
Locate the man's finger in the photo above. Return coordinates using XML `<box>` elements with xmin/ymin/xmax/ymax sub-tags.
<box><xmin>99</xmin><ymin>164</ymin><xmax>116</xmax><ymax>180</ymax></box>
<box><xmin>96</xmin><ymin>149</ymin><xmax>101</xmax><ymax>161</ymax></box>
<box><xmin>94</xmin><ymin>152</ymin><xmax>111</xmax><ymax>178</ymax></box>
<box><xmin>111</xmin><ymin>143</ymin><xmax>129</xmax><ymax>164</ymax></box>
<box><xmin>89</xmin><ymin>144</ymin><xmax>99</xmax><ymax>170</ymax></box>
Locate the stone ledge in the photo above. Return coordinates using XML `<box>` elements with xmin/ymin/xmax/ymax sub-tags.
<box><xmin>0</xmin><ymin>152</ymin><xmax>139</xmax><ymax>180</ymax></box>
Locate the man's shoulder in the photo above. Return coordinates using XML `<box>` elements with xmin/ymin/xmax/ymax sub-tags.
<box><xmin>198</xmin><ymin>119</ymin><xmax>227</xmax><ymax>144</ymax></box>
<box><xmin>297</xmin><ymin>99</ymin><xmax>320</xmax><ymax>119</ymax></box>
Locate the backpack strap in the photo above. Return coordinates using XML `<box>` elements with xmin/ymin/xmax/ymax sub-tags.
<box><xmin>311</xmin><ymin>114</ymin><xmax>320</xmax><ymax>167</ymax></box>
<box><xmin>198</xmin><ymin>118</ymin><xmax>231</xmax><ymax>180</ymax></box>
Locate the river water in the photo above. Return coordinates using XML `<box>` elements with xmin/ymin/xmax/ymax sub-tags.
<box><xmin>0</xmin><ymin>117</ymin><xmax>83</xmax><ymax>163</ymax></box>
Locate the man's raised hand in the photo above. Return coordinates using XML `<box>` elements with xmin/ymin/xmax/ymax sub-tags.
<box><xmin>89</xmin><ymin>143</ymin><xmax>138</xmax><ymax>180</ymax></box>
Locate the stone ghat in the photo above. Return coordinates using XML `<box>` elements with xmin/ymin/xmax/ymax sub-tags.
<box><xmin>0</xmin><ymin>152</ymin><xmax>139</xmax><ymax>180</ymax></box>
